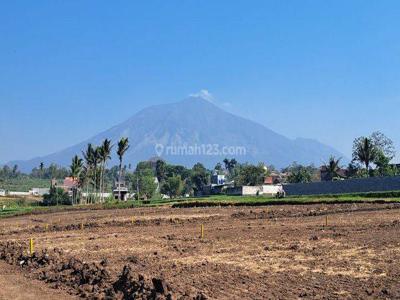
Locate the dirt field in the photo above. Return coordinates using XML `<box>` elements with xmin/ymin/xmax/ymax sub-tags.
<box><xmin>1</xmin><ymin>203</ymin><xmax>400</xmax><ymax>299</ymax></box>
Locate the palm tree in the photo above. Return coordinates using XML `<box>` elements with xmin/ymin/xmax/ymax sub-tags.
<box><xmin>117</xmin><ymin>137</ymin><xmax>130</xmax><ymax>200</ymax></box>
<box><xmin>70</xmin><ymin>155</ymin><xmax>83</xmax><ymax>205</ymax></box>
<box><xmin>324</xmin><ymin>156</ymin><xmax>342</xmax><ymax>181</ymax></box>
<box><xmin>39</xmin><ymin>162</ymin><xmax>44</xmax><ymax>178</ymax></box>
<box><xmin>223</xmin><ymin>158</ymin><xmax>237</xmax><ymax>175</ymax></box>
<box><xmin>352</xmin><ymin>137</ymin><xmax>376</xmax><ymax>175</ymax></box>
<box><xmin>79</xmin><ymin>166</ymin><xmax>88</xmax><ymax>203</ymax></box>
<box><xmin>98</xmin><ymin>139</ymin><xmax>113</xmax><ymax>202</ymax></box>
<box><xmin>82</xmin><ymin>143</ymin><xmax>95</xmax><ymax>203</ymax></box>
<box><xmin>93</xmin><ymin>147</ymin><xmax>102</xmax><ymax>202</ymax></box>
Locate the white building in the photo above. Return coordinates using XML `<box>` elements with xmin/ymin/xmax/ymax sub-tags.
<box><xmin>30</xmin><ymin>188</ymin><xmax>50</xmax><ymax>196</ymax></box>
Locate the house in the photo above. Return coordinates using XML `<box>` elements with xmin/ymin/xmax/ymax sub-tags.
<box><xmin>264</xmin><ymin>177</ymin><xmax>274</xmax><ymax>185</ymax></box>
<box><xmin>264</xmin><ymin>171</ymin><xmax>285</xmax><ymax>185</ymax></box>
<box><xmin>193</xmin><ymin>172</ymin><xmax>233</xmax><ymax>197</ymax></box>
<box><xmin>63</xmin><ymin>177</ymin><xmax>79</xmax><ymax>190</ymax></box>
<box><xmin>113</xmin><ymin>180</ymin><xmax>129</xmax><ymax>201</ymax></box>
<box><xmin>320</xmin><ymin>166</ymin><xmax>348</xmax><ymax>181</ymax></box>
<box><xmin>51</xmin><ymin>177</ymin><xmax>79</xmax><ymax>197</ymax></box>
<box><xmin>211</xmin><ymin>173</ymin><xmax>226</xmax><ymax>186</ymax></box>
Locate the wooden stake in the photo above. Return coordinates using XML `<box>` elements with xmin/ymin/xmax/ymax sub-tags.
<box><xmin>325</xmin><ymin>215</ymin><xmax>328</xmax><ymax>226</ymax></box>
<box><xmin>81</xmin><ymin>222</ymin><xmax>84</xmax><ymax>230</ymax></box>
<box><xmin>131</xmin><ymin>217</ymin><xmax>134</xmax><ymax>225</ymax></box>
<box><xmin>45</xmin><ymin>224</ymin><xmax>48</xmax><ymax>231</ymax></box>
<box><xmin>29</xmin><ymin>238</ymin><xmax>34</xmax><ymax>256</ymax></box>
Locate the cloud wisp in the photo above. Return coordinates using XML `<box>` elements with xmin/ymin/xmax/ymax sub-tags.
<box><xmin>189</xmin><ymin>89</ymin><xmax>214</xmax><ymax>102</ymax></box>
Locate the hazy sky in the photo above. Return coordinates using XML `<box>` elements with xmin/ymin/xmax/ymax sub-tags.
<box><xmin>1</xmin><ymin>1</ymin><xmax>399</xmax><ymax>163</ymax></box>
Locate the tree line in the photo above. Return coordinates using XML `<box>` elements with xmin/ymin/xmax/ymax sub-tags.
<box><xmin>3</xmin><ymin>131</ymin><xmax>398</xmax><ymax>203</ymax></box>
<box><xmin>285</xmin><ymin>131</ymin><xmax>399</xmax><ymax>183</ymax></box>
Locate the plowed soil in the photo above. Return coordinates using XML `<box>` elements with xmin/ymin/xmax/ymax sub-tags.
<box><xmin>1</xmin><ymin>202</ymin><xmax>400</xmax><ymax>299</ymax></box>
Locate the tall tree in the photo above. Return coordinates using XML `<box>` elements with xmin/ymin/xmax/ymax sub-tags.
<box><xmin>214</xmin><ymin>162</ymin><xmax>223</xmax><ymax>173</ymax></box>
<box><xmin>70</xmin><ymin>155</ymin><xmax>83</xmax><ymax>205</ymax></box>
<box><xmin>373</xmin><ymin>150</ymin><xmax>398</xmax><ymax>177</ymax></box>
<box><xmin>117</xmin><ymin>137</ymin><xmax>130</xmax><ymax>200</ymax></box>
<box><xmin>370</xmin><ymin>131</ymin><xmax>395</xmax><ymax>161</ymax></box>
<box><xmin>191</xmin><ymin>163</ymin><xmax>209</xmax><ymax>192</ymax></box>
<box><xmin>155</xmin><ymin>159</ymin><xmax>166</xmax><ymax>183</ymax></box>
<box><xmin>235</xmin><ymin>163</ymin><xmax>267</xmax><ymax>186</ymax></box>
<box><xmin>323</xmin><ymin>156</ymin><xmax>342</xmax><ymax>181</ymax></box>
<box><xmin>131</xmin><ymin>167</ymin><xmax>157</xmax><ymax>200</ymax></box>
<box><xmin>93</xmin><ymin>147</ymin><xmax>102</xmax><ymax>200</ymax></box>
<box><xmin>39</xmin><ymin>162</ymin><xmax>44</xmax><ymax>178</ymax></box>
<box><xmin>286</xmin><ymin>162</ymin><xmax>313</xmax><ymax>184</ymax></box>
<box><xmin>161</xmin><ymin>175</ymin><xmax>184</xmax><ymax>198</ymax></box>
<box><xmin>98</xmin><ymin>139</ymin><xmax>113</xmax><ymax>202</ymax></box>
<box><xmin>223</xmin><ymin>158</ymin><xmax>237</xmax><ymax>175</ymax></box>
<box><xmin>352</xmin><ymin>137</ymin><xmax>376</xmax><ymax>174</ymax></box>
<box><xmin>12</xmin><ymin>165</ymin><xmax>19</xmax><ymax>178</ymax></box>
<box><xmin>352</xmin><ymin>132</ymin><xmax>396</xmax><ymax>177</ymax></box>
<box><xmin>82</xmin><ymin>143</ymin><xmax>95</xmax><ymax>203</ymax></box>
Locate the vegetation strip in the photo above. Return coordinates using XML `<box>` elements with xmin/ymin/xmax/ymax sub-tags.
<box><xmin>172</xmin><ymin>198</ymin><xmax>400</xmax><ymax>208</ymax></box>
<box><xmin>3</xmin><ymin>194</ymin><xmax>400</xmax><ymax>219</ymax></box>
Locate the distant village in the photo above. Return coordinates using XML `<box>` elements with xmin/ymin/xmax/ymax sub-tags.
<box><xmin>1</xmin><ymin>131</ymin><xmax>399</xmax><ymax>204</ymax></box>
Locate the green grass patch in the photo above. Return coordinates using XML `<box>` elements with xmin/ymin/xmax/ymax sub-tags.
<box><xmin>2</xmin><ymin>193</ymin><xmax>400</xmax><ymax>219</ymax></box>
<box><xmin>287</xmin><ymin>190</ymin><xmax>400</xmax><ymax>199</ymax></box>
<box><xmin>170</xmin><ymin>194</ymin><xmax>400</xmax><ymax>208</ymax></box>
<box><xmin>0</xmin><ymin>177</ymin><xmax>50</xmax><ymax>192</ymax></box>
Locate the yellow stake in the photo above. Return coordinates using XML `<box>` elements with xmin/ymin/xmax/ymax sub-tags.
<box><xmin>45</xmin><ymin>224</ymin><xmax>48</xmax><ymax>231</ymax></box>
<box><xmin>131</xmin><ymin>217</ymin><xmax>134</xmax><ymax>224</ymax></box>
<box><xmin>81</xmin><ymin>222</ymin><xmax>84</xmax><ymax>230</ymax></box>
<box><xmin>201</xmin><ymin>224</ymin><xmax>204</xmax><ymax>239</ymax></box>
<box><xmin>29</xmin><ymin>238</ymin><xmax>34</xmax><ymax>256</ymax></box>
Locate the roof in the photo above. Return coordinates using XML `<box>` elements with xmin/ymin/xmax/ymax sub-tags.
<box><xmin>63</xmin><ymin>177</ymin><xmax>79</xmax><ymax>188</ymax></box>
<box><xmin>264</xmin><ymin>177</ymin><xmax>274</xmax><ymax>184</ymax></box>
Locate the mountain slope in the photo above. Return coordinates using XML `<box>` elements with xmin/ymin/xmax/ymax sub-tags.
<box><xmin>7</xmin><ymin>96</ymin><xmax>346</xmax><ymax>172</ymax></box>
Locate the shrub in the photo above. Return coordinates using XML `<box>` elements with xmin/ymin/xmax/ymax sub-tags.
<box><xmin>43</xmin><ymin>187</ymin><xmax>71</xmax><ymax>206</ymax></box>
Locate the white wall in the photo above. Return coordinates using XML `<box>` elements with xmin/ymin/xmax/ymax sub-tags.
<box><xmin>30</xmin><ymin>188</ymin><xmax>50</xmax><ymax>196</ymax></box>
<box><xmin>81</xmin><ymin>192</ymin><xmax>112</xmax><ymax>198</ymax></box>
<box><xmin>241</xmin><ymin>185</ymin><xmax>283</xmax><ymax>196</ymax></box>
<box><xmin>242</xmin><ymin>186</ymin><xmax>262</xmax><ymax>195</ymax></box>
<box><xmin>9</xmin><ymin>191</ymin><xmax>30</xmax><ymax>196</ymax></box>
<box><xmin>262</xmin><ymin>185</ymin><xmax>283</xmax><ymax>195</ymax></box>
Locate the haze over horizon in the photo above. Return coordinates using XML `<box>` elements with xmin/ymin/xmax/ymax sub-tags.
<box><xmin>1</xmin><ymin>1</ymin><xmax>399</xmax><ymax>164</ymax></box>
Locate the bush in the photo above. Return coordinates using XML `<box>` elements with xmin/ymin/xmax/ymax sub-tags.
<box><xmin>42</xmin><ymin>187</ymin><xmax>71</xmax><ymax>206</ymax></box>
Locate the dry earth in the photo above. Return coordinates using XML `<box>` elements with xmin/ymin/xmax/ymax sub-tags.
<box><xmin>1</xmin><ymin>203</ymin><xmax>400</xmax><ymax>299</ymax></box>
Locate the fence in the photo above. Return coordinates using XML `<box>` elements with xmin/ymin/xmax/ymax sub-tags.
<box><xmin>283</xmin><ymin>176</ymin><xmax>400</xmax><ymax>196</ymax></box>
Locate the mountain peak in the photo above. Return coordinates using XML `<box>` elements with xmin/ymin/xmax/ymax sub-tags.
<box><xmin>6</xmin><ymin>94</ymin><xmax>346</xmax><ymax>172</ymax></box>
<box><xmin>180</xmin><ymin>96</ymin><xmax>217</xmax><ymax>107</ymax></box>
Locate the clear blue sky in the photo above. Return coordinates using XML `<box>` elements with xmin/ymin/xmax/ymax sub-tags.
<box><xmin>1</xmin><ymin>1</ymin><xmax>399</xmax><ymax>164</ymax></box>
